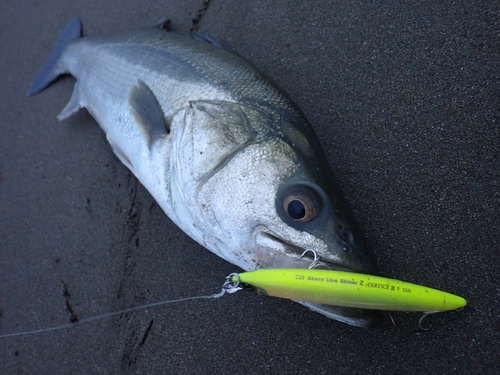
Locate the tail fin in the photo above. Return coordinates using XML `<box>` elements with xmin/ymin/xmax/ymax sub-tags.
<box><xmin>27</xmin><ymin>17</ymin><xmax>82</xmax><ymax>97</ymax></box>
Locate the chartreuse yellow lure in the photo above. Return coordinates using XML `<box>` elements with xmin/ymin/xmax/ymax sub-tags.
<box><xmin>229</xmin><ymin>269</ymin><xmax>466</xmax><ymax>311</ymax></box>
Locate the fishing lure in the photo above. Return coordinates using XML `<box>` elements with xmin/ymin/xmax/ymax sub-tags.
<box><xmin>225</xmin><ymin>269</ymin><xmax>467</xmax><ymax>312</ymax></box>
<box><xmin>0</xmin><ymin>268</ymin><xmax>466</xmax><ymax>338</ymax></box>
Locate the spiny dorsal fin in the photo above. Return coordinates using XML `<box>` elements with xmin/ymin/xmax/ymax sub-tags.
<box><xmin>155</xmin><ymin>18</ymin><xmax>172</xmax><ymax>32</ymax></box>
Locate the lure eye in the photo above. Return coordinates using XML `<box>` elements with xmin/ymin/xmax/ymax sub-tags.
<box><xmin>283</xmin><ymin>191</ymin><xmax>319</xmax><ymax>222</ymax></box>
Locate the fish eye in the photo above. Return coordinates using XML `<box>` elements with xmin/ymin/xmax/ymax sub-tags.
<box><xmin>282</xmin><ymin>188</ymin><xmax>320</xmax><ymax>222</ymax></box>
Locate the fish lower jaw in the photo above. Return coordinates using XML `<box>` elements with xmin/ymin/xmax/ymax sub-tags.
<box><xmin>253</xmin><ymin>230</ymin><xmax>358</xmax><ymax>273</ymax></box>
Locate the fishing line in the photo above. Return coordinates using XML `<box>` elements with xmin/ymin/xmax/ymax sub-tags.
<box><xmin>0</xmin><ymin>285</ymin><xmax>235</xmax><ymax>339</ymax></box>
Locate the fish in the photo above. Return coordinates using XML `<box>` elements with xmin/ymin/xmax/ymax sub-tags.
<box><xmin>28</xmin><ymin>17</ymin><xmax>379</xmax><ymax>327</ymax></box>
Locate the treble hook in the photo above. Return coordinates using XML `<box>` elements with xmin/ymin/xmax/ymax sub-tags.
<box><xmin>388</xmin><ymin>313</ymin><xmax>396</xmax><ymax>326</ymax></box>
<box><xmin>418</xmin><ymin>311</ymin><xmax>440</xmax><ymax>331</ymax></box>
<box><xmin>418</xmin><ymin>306</ymin><xmax>465</xmax><ymax>331</ymax></box>
<box><xmin>299</xmin><ymin>249</ymin><xmax>320</xmax><ymax>269</ymax></box>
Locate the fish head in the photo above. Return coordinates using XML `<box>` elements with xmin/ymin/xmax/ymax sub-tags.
<box><xmin>250</xmin><ymin>160</ymin><xmax>381</xmax><ymax>327</ymax></box>
<box><xmin>177</xmin><ymin>100</ymin><xmax>378</xmax><ymax>327</ymax></box>
<box><xmin>255</xmin><ymin>173</ymin><xmax>377</xmax><ymax>274</ymax></box>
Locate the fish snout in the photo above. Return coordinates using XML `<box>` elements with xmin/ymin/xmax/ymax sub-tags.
<box><xmin>322</xmin><ymin>224</ymin><xmax>378</xmax><ymax>274</ymax></box>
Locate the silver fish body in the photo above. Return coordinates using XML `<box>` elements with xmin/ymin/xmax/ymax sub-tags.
<box><xmin>29</xmin><ymin>17</ymin><xmax>378</xmax><ymax>327</ymax></box>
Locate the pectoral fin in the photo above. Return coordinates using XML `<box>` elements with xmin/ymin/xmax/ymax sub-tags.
<box><xmin>128</xmin><ymin>80</ymin><xmax>169</xmax><ymax>148</ymax></box>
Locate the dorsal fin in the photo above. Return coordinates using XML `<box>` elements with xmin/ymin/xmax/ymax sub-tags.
<box><xmin>155</xmin><ymin>18</ymin><xmax>172</xmax><ymax>32</ymax></box>
<box><xmin>189</xmin><ymin>33</ymin><xmax>226</xmax><ymax>48</ymax></box>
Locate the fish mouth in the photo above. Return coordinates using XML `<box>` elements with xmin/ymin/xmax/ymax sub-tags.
<box><xmin>255</xmin><ymin>230</ymin><xmax>353</xmax><ymax>271</ymax></box>
<box><xmin>254</xmin><ymin>230</ymin><xmax>380</xmax><ymax>328</ymax></box>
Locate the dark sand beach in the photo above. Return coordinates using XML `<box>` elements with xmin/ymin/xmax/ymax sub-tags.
<box><xmin>1</xmin><ymin>1</ymin><xmax>498</xmax><ymax>373</ymax></box>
